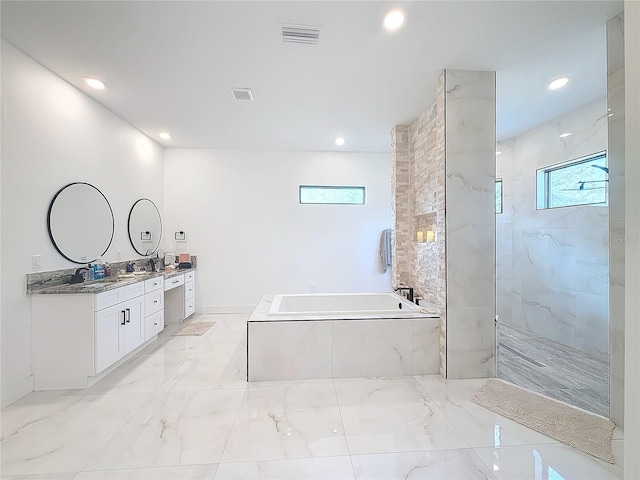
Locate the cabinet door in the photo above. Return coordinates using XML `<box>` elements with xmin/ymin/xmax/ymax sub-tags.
<box><xmin>122</xmin><ymin>297</ymin><xmax>144</xmax><ymax>355</ymax></box>
<box><xmin>95</xmin><ymin>305</ymin><xmax>125</xmax><ymax>374</ymax></box>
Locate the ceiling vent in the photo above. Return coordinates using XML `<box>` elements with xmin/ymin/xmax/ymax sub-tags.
<box><xmin>282</xmin><ymin>25</ymin><xmax>321</xmax><ymax>44</ymax></box>
<box><xmin>231</xmin><ymin>88</ymin><xmax>254</xmax><ymax>101</ymax></box>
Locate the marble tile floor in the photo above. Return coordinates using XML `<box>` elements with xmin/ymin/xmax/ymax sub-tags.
<box><xmin>1</xmin><ymin>314</ymin><xmax>623</xmax><ymax>479</ymax></box>
<box><xmin>497</xmin><ymin>324</ymin><xmax>610</xmax><ymax>417</ymax></box>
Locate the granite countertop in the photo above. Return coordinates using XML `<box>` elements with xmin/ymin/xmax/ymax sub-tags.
<box><xmin>29</xmin><ymin>268</ymin><xmax>195</xmax><ymax>295</ymax></box>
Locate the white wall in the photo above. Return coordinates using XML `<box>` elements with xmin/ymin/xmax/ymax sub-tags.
<box><xmin>624</xmin><ymin>0</ymin><xmax>640</xmax><ymax>475</ymax></box>
<box><xmin>0</xmin><ymin>41</ymin><xmax>164</xmax><ymax>407</ymax></box>
<box><xmin>496</xmin><ymin>99</ymin><xmax>609</xmax><ymax>360</ymax></box>
<box><xmin>164</xmin><ymin>148</ymin><xmax>391</xmax><ymax>311</ymax></box>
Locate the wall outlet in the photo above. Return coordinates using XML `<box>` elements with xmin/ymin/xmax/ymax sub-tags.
<box><xmin>311</xmin><ymin>284</ymin><xmax>316</xmax><ymax>292</ymax></box>
<box><xmin>116</xmin><ymin>250</ymin><xmax>122</xmax><ymax>260</ymax></box>
<box><xmin>32</xmin><ymin>255</ymin><xmax>41</xmax><ymax>269</ymax></box>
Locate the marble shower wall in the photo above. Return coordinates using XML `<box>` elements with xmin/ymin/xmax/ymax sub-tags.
<box><xmin>392</xmin><ymin>70</ymin><xmax>495</xmax><ymax>379</ymax></box>
<box><xmin>496</xmin><ymin>99</ymin><xmax>610</xmax><ymax>362</ymax></box>
<box><xmin>444</xmin><ymin>70</ymin><xmax>496</xmax><ymax>379</ymax></box>
<box><xmin>607</xmin><ymin>11</ymin><xmax>625</xmax><ymax>427</ymax></box>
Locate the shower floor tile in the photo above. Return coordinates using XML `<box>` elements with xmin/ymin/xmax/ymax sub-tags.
<box><xmin>497</xmin><ymin>324</ymin><xmax>609</xmax><ymax>417</ymax></box>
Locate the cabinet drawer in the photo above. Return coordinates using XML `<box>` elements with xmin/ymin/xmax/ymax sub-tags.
<box><xmin>185</xmin><ymin>271</ymin><xmax>195</xmax><ymax>282</ymax></box>
<box><xmin>145</xmin><ymin>309</ymin><xmax>164</xmax><ymax>340</ymax></box>
<box><xmin>122</xmin><ymin>282</ymin><xmax>145</xmax><ymax>301</ymax></box>
<box><xmin>185</xmin><ymin>281</ymin><xmax>195</xmax><ymax>301</ymax></box>
<box><xmin>145</xmin><ymin>290</ymin><xmax>164</xmax><ymax>316</ymax></box>
<box><xmin>145</xmin><ymin>276</ymin><xmax>164</xmax><ymax>293</ymax></box>
<box><xmin>164</xmin><ymin>274</ymin><xmax>184</xmax><ymax>291</ymax></box>
<box><xmin>96</xmin><ymin>287</ymin><xmax>124</xmax><ymax>311</ymax></box>
<box><xmin>185</xmin><ymin>297</ymin><xmax>195</xmax><ymax>319</ymax></box>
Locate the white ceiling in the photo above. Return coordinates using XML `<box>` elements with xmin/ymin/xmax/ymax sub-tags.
<box><xmin>1</xmin><ymin>1</ymin><xmax>623</xmax><ymax>153</ymax></box>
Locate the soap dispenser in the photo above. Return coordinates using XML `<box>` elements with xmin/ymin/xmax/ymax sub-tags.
<box><xmin>86</xmin><ymin>263</ymin><xmax>94</xmax><ymax>281</ymax></box>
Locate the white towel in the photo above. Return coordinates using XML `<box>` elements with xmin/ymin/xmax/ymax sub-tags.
<box><xmin>380</xmin><ymin>229</ymin><xmax>392</xmax><ymax>273</ymax></box>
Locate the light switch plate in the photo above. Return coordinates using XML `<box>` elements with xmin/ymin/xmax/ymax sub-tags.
<box><xmin>32</xmin><ymin>255</ymin><xmax>41</xmax><ymax>269</ymax></box>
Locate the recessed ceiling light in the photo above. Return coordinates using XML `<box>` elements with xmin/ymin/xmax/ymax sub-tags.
<box><xmin>383</xmin><ymin>9</ymin><xmax>405</xmax><ymax>30</ymax></box>
<box><xmin>559</xmin><ymin>132</ymin><xmax>572</xmax><ymax>138</ymax></box>
<box><xmin>335</xmin><ymin>136</ymin><xmax>345</xmax><ymax>146</ymax></box>
<box><xmin>83</xmin><ymin>77</ymin><xmax>105</xmax><ymax>90</ymax></box>
<box><xmin>548</xmin><ymin>77</ymin><xmax>569</xmax><ymax>90</ymax></box>
<box><xmin>159</xmin><ymin>132</ymin><xmax>171</xmax><ymax>140</ymax></box>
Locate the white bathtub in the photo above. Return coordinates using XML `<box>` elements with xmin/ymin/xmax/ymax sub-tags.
<box><xmin>248</xmin><ymin>293</ymin><xmax>441</xmax><ymax>381</ymax></box>
<box><xmin>267</xmin><ymin>292</ymin><xmax>430</xmax><ymax>319</ymax></box>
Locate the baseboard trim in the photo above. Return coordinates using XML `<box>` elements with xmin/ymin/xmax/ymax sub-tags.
<box><xmin>202</xmin><ymin>305</ymin><xmax>255</xmax><ymax>314</ymax></box>
<box><xmin>1</xmin><ymin>374</ymin><xmax>34</xmax><ymax>408</ymax></box>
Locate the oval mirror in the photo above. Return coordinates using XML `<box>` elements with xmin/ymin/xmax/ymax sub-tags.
<box><xmin>47</xmin><ymin>182</ymin><xmax>115</xmax><ymax>264</ymax></box>
<box><xmin>128</xmin><ymin>198</ymin><xmax>162</xmax><ymax>256</ymax></box>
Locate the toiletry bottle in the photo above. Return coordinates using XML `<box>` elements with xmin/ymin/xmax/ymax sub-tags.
<box><xmin>86</xmin><ymin>264</ymin><xmax>94</xmax><ymax>281</ymax></box>
<box><xmin>93</xmin><ymin>257</ymin><xmax>104</xmax><ymax>280</ymax></box>
<box><xmin>104</xmin><ymin>262</ymin><xmax>111</xmax><ymax>277</ymax></box>
<box><xmin>96</xmin><ymin>263</ymin><xmax>105</xmax><ymax>280</ymax></box>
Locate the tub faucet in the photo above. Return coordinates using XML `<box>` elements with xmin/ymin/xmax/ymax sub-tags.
<box><xmin>395</xmin><ymin>286</ymin><xmax>414</xmax><ymax>303</ymax></box>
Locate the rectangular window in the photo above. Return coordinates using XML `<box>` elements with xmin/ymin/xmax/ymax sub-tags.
<box><xmin>495</xmin><ymin>179</ymin><xmax>503</xmax><ymax>214</ymax></box>
<box><xmin>299</xmin><ymin>185</ymin><xmax>366</xmax><ymax>205</ymax></box>
<box><xmin>536</xmin><ymin>152</ymin><xmax>607</xmax><ymax>209</ymax></box>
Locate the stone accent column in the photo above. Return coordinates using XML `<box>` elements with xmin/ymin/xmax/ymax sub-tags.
<box><xmin>391</xmin><ymin>126</ymin><xmax>411</xmax><ymax>288</ymax></box>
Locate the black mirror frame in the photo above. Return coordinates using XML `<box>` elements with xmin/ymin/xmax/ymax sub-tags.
<box><xmin>127</xmin><ymin>198</ymin><xmax>162</xmax><ymax>256</ymax></box>
<box><xmin>47</xmin><ymin>182</ymin><xmax>115</xmax><ymax>264</ymax></box>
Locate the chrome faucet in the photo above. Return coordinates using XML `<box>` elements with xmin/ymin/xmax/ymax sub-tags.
<box><xmin>395</xmin><ymin>286</ymin><xmax>414</xmax><ymax>303</ymax></box>
<box><xmin>69</xmin><ymin>267</ymin><xmax>88</xmax><ymax>284</ymax></box>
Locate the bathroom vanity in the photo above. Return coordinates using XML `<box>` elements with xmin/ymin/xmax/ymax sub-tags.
<box><xmin>28</xmin><ymin>268</ymin><xmax>195</xmax><ymax>390</ymax></box>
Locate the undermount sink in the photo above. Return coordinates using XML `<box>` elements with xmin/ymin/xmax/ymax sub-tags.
<box><xmin>67</xmin><ymin>278</ymin><xmax>122</xmax><ymax>288</ymax></box>
<box><xmin>76</xmin><ymin>283</ymin><xmax>105</xmax><ymax>289</ymax></box>
<box><xmin>118</xmin><ymin>272</ymin><xmax>149</xmax><ymax>278</ymax></box>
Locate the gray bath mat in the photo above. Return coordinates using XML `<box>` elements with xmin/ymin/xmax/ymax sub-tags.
<box><xmin>472</xmin><ymin>378</ymin><xmax>615</xmax><ymax>463</ymax></box>
<box><xmin>172</xmin><ymin>321</ymin><xmax>215</xmax><ymax>336</ymax></box>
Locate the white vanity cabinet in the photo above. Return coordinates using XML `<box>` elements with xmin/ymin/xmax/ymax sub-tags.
<box><xmin>31</xmin><ymin>277</ymin><xmax>164</xmax><ymax>391</ymax></box>
<box><xmin>144</xmin><ymin>276</ymin><xmax>165</xmax><ymax>340</ymax></box>
<box><xmin>164</xmin><ymin>270</ymin><xmax>196</xmax><ymax>323</ymax></box>
<box><xmin>185</xmin><ymin>271</ymin><xmax>195</xmax><ymax>319</ymax></box>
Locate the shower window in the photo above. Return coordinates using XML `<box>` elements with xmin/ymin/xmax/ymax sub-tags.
<box><xmin>299</xmin><ymin>185</ymin><xmax>366</xmax><ymax>205</ymax></box>
<box><xmin>536</xmin><ymin>151</ymin><xmax>608</xmax><ymax>209</ymax></box>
